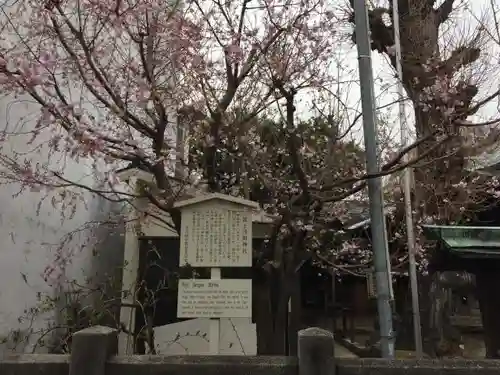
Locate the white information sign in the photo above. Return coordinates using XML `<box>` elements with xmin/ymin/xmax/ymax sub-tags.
<box><xmin>179</xmin><ymin>205</ymin><xmax>252</xmax><ymax>267</ymax></box>
<box><xmin>177</xmin><ymin>279</ymin><xmax>252</xmax><ymax>318</ymax></box>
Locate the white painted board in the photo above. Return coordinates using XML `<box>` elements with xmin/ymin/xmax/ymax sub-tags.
<box><xmin>179</xmin><ymin>202</ymin><xmax>252</xmax><ymax>267</ymax></box>
<box><xmin>177</xmin><ymin>279</ymin><xmax>252</xmax><ymax>318</ymax></box>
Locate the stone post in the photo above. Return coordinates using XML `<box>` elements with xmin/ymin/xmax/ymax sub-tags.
<box><xmin>298</xmin><ymin>327</ymin><xmax>335</xmax><ymax>375</ymax></box>
<box><xmin>69</xmin><ymin>326</ymin><xmax>118</xmax><ymax>375</ymax></box>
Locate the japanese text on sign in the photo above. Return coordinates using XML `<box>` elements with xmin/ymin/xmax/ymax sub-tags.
<box><xmin>179</xmin><ymin>206</ymin><xmax>252</xmax><ymax>267</ymax></box>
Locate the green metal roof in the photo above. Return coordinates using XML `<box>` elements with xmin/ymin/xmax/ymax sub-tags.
<box><xmin>421</xmin><ymin>225</ymin><xmax>500</xmax><ymax>259</ymax></box>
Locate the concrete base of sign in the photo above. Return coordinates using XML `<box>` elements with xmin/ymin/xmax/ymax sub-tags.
<box><xmin>152</xmin><ymin>318</ymin><xmax>257</xmax><ymax>355</ymax></box>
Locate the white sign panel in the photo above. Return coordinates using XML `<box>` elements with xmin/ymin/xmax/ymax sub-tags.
<box><xmin>179</xmin><ymin>205</ymin><xmax>252</xmax><ymax>267</ymax></box>
<box><xmin>177</xmin><ymin>279</ymin><xmax>252</xmax><ymax>318</ymax></box>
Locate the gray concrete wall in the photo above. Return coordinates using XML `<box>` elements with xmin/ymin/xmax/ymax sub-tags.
<box><xmin>85</xmin><ymin>196</ymin><xmax>126</xmax><ymax>328</ymax></box>
<box><xmin>0</xmin><ymin>95</ymin><xmax>126</xmax><ymax>353</ymax></box>
<box><xmin>0</xmin><ymin>94</ymin><xmax>100</xmax><ymax>354</ymax></box>
<box><xmin>3</xmin><ymin>354</ymin><xmax>500</xmax><ymax>375</ymax></box>
<box><xmin>3</xmin><ymin>326</ymin><xmax>500</xmax><ymax>375</ymax></box>
<box><xmin>337</xmin><ymin>359</ymin><xmax>500</xmax><ymax>375</ymax></box>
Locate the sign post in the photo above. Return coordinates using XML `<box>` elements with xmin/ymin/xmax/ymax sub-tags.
<box><xmin>209</xmin><ymin>268</ymin><xmax>221</xmax><ymax>354</ymax></box>
<box><xmin>173</xmin><ymin>193</ymin><xmax>258</xmax><ymax>354</ymax></box>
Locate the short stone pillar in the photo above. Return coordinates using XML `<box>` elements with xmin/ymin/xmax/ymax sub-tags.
<box><xmin>69</xmin><ymin>326</ymin><xmax>118</xmax><ymax>375</ymax></box>
<box><xmin>298</xmin><ymin>327</ymin><xmax>335</xmax><ymax>375</ymax></box>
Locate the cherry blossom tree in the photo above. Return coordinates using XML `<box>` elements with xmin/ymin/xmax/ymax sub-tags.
<box><xmin>0</xmin><ymin>0</ymin><xmax>344</xmax><ymax>225</ymax></box>
<box><xmin>0</xmin><ymin>0</ymin><xmax>345</xmax><ymax>354</ymax></box>
<box><xmin>348</xmin><ymin>0</ymin><xmax>500</xmax><ymax>357</ymax></box>
<box><xmin>0</xmin><ymin>0</ymin><xmax>467</xmax><ymax>355</ymax></box>
<box><xmin>187</xmin><ymin>93</ymin><xmax>438</xmax><ymax>353</ymax></box>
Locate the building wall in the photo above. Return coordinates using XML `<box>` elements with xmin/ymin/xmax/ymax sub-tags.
<box><xmin>0</xmin><ymin>95</ymin><xmax>124</xmax><ymax>354</ymax></box>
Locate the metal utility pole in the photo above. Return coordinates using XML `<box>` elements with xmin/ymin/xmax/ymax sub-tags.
<box><xmin>391</xmin><ymin>0</ymin><xmax>423</xmax><ymax>357</ymax></box>
<box><xmin>353</xmin><ymin>0</ymin><xmax>395</xmax><ymax>358</ymax></box>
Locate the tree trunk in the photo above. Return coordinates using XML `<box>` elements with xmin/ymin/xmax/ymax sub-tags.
<box><xmin>270</xmin><ymin>278</ymin><xmax>289</xmax><ymax>355</ymax></box>
<box><xmin>288</xmin><ymin>270</ymin><xmax>301</xmax><ymax>356</ymax></box>
<box><xmin>393</xmin><ymin>279</ymin><xmax>414</xmax><ymax>350</ymax></box>
<box><xmin>255</xmin><ymin>267</ymin><xmax>289</xmax><ymax>355</ymax></box>
<box><xmin>417</xmin><ymin>275</ymin><xmax>434</xmax><ymax>355</ymax></box>
<box><xmin>254</xmin><ymin>281</ymin><xmax>273</xmax><ymax>355</ymax></box>
<box><xmin>475</xmin><ymin>270</ymin><xmax>500</xmax><ymax>358</ymax></box>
